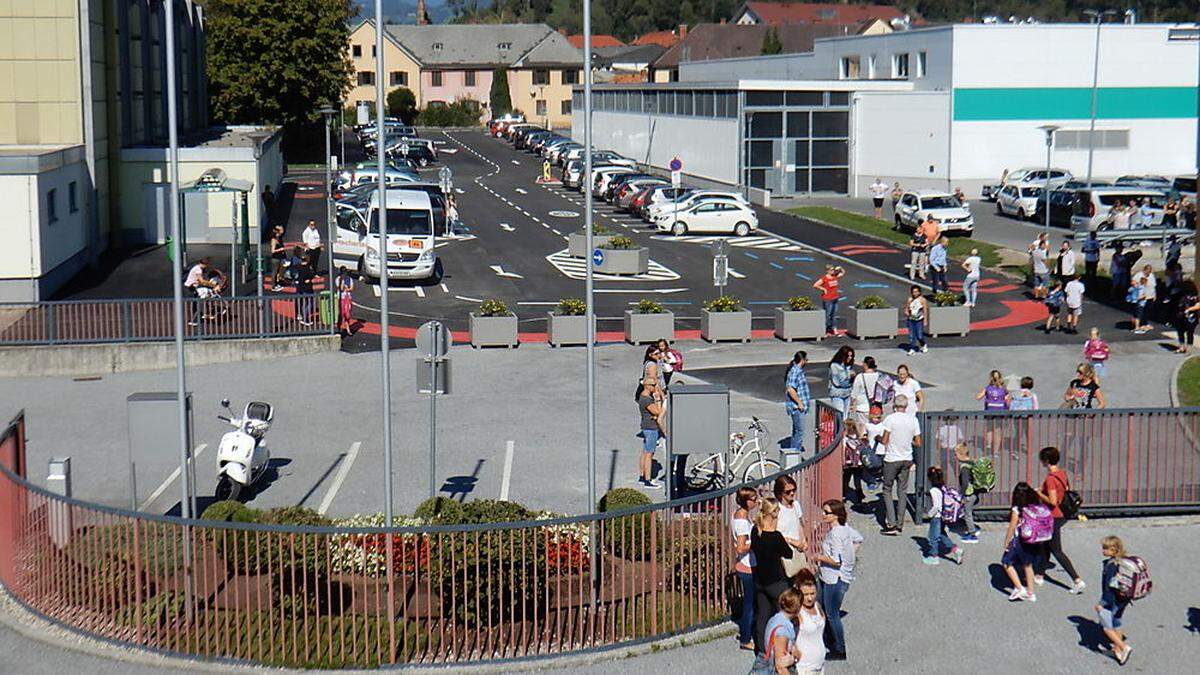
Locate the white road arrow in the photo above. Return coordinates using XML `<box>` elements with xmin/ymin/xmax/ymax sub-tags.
<box><xmin>594</xmin><ymin>288</ymin><xmax>689</xmax><ymax>294</ymax></box>
<box><xmin>490</xmin><ymin>265</ymin><xmax>524</xmax><ymax>279</ymax></box>
<box><xmin>728</xmin><ymin>268</ymin><xmax>747</xmax><ymax>279</ymax></box>
<box><xmin>500</xmin><ymin>223</ymin><xmax>515</xmax><ymax>231</ymax></box>
<box><xmin>515</xmin><ymin>188</ymin><xmax>528</xmax><ymax>194</ymax></box>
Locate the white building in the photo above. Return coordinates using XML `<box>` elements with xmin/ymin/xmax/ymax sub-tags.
<box><xmin>577</xmin><ymin>23</ymin><xmax>1199</xmax><ymax>198</ymax></box>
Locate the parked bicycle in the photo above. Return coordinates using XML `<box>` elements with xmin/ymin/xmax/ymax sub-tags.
<box><xmin>685</xmin><ymin>417</ymin><xmax>780</xmax><ymax>491</ymax></box>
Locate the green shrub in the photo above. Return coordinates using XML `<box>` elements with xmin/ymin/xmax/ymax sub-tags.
<box><xmin>415</xmin><ymin>98</ymin><xmax>483</xmax><ymax>127</ymax></box>
<box><xmin>414</xmin><ymin>496</ymin><xmax>464</xmax><ymax>524</ymax></box>
<box><xmin>786</xmin><ymin>296</ymin><xmax>816</xmax><ymax>311</ymax></box>
<box><xmin>704</xmin><ymin>295</ymin><xmax>743</xmax><ymax>313</ymax></box>
<box><xmin>602</xmin><ymin>235</ymin><xmax>637</xmax><ymax>250</ymax></box>
<box><xmin>592</xmin><ymin>222</ymin><xmax>614</xmax><ymax>236</ymax></box>
<box><xmin>598</xmin><ymin>487</ymin><xmax>651</xmax><ymax>513</ymax></box>
<box><xmin>633</xmin><ymin>299</ymin><xmax>666</xmax><ymax>314</ymax></box>
<box><xmin>932</xmin><ymin>290</ymin><xmax>962</xmax><ymax>307</ymax></box>
<box><xmin>459</xmin><ymin>499</ymin><xmax>534</xmax><ymax>524</ymax></box>
<box><xmin>201</xmin><ymin>499</ymin><xmax>255</xmax><ymax>523</ymax></box>
<box><xmin>477</xmin><ymin>299</ymin><xmax>511</xmax><ymax>316</ymax></box>
<box><xmin>599</xmin><ymin>488</ymin><xmax>655</xmax><ymax>562</ymax></box>
<box><xmin>556</xmin><ymin>298</ymin><xmax>587</xmax><ymax>316</ymax></box>
<box><xmin>855</xmin><ymin>294</ymin><xmax>890</xmax><ymax>309</ymax></box>
<box><xmin>213</xmin><ymin>506</ymin><xmax>333</xmax><ymax>576</ymax></box>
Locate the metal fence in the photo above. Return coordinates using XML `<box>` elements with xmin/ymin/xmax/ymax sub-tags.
<box><xmin>918</xmin><ymin>407</ymin><xmax>1200</xmax><ymax>518</ymax></box>
<box><xmin>0</xmin><ymin>404</ymin><xmax>844</xmax><ymax>668</ymax></box>
<box><xmin>0</xmin><ymin>294</ymin><xmax>332</xmax><ymax>346</ymax></box>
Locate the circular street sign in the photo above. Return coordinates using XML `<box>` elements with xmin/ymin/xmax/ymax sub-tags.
<box><xmin>549</xmin><ymin>210</ymin><xmax>580</xmax><ymax>218</ymax></box>
<box><xmin>438</xmin><ymin>166</ymin><xmax>452</xmax><ymax>183</ymax></box>
<box><xmin>592</xmin><ymin>249</ymin><xmax>605</xmax><ymax>266</ymax></box>
<box><xmin>669</xmin><ymin>157</ymin><xmax>683</xmax><ymax>172</ymax></box>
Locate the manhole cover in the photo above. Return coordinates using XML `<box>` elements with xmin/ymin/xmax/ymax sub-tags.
<box><xmin>549</xmin><ymin>210</ymin><xmax>580</xmax><ymax>218</ymax></box>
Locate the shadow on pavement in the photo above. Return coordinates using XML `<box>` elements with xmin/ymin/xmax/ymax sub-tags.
<box><xmin>1068</xmin><ymin>614</ymin><xmax>1108</xmax><ymax>652</ymax></box>
<box><xmin>1186</xmin><ymin>607</ymin><xmax>1200</xmax><ymax>633</ymax></box>
<box><xmin>987</xmin><ymin>563</ymin><xmax>1012</xmax><ymax>595</ymax></box>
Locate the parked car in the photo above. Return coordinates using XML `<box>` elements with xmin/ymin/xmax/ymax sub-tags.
<box><xmin>637</xmin><ymin>185</ymin><xmax>691</xmax><ymax>219</ymax></box>
<box><xmin>386</xmin><ymin>139</ymin><xmax>437</xmax><ymax>167</ymax></box>
<box><xmin>590</xmin><ymin>151</ymin><xmax>637</xmax><ymax>169</ymax></box>
<box><xmin>1070</xmin><ymin>186</ymin><xmax>1169</xmax><ymax>231</ymax></box>
<box><xmin>645</xmin><ymin>190</ymin><xmax>751</xmax><ymax>222</ymax></box>
<box><xmin>1115</xmin><ymin>175</ymin><xmax>1172</xmax><ymax>190</ymax></box>
<box><xmin>604</xmin><ymin>173</ymin><xmax>657</xmax><ymax>201</ymax></box>
<box><xmin>1059</xmin><ymin>179</ymin><xmax>1112</xmax><ymax>190</ymax></box>
<box><xmin>1032</xmin><ymin>189</ymin><xmax>1079</xmax><ymax>228</ymax></box>
<box><xmin>547</xmin><ymin>141</ymin><xmax>581</xmax><ymax>163</ymax></box>
<box><xmin>334</xmin><ymin>166</ymin><xmax>420</xmax><ymax>194</ymax></box>
<box><xmin>489</xmin><ymin>113</ymin><xmax>525</xmax><ymax>136</ymax></box>
<box><xmin>894</xmin><ymin>190</ymin><xmax>975</xmax><ymax>236</ymax></box>
<box><xmin>981</xmin><ymin>166</ymin><xmax>1072</xmax><ymax>200</ymax></box>
<box><xmin>655</xmin><ymin>198</ymin><xmax>759</xmax><ymax>236</ymax></box>
<box><xmin>593</xmin><ymin>167</ymin><xmax>638</xmax><ymax>198</ymax></box>
<box><xmin>996</xmin><ymin>183</ymin><xmax>1044</xmax><ymax>220</ymax></box>
<box><xmin>616</xmin><ymin>179</ymin><xmax>669</xmax><ymax>210</ymax></box>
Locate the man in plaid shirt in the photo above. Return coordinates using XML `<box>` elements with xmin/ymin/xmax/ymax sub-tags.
<box><xmin>785</xmin><ymin>351</ymin><xmax>811</xmax><ymax>458</ymax></box>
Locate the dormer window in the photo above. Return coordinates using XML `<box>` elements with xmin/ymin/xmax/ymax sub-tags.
<box><xmin>498</xmin><ymin>42</ymin><xmax>512</xmax><ymax>50</ymax></box>
<box><xmin>432</xmin><ymin>42</ymin><xmax>443</xmax><ymax>50</ymax></box>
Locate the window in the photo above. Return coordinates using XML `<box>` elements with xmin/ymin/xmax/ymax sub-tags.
<box><xmin>47</xmin><ymin>188</ymin><xmax>57</xmax><ymax>223</ymax></box>
<box><xmin>352</xmin><ymin>45</ymin><xmax>362</xmax><ymax>57</ymax></box>
<box><xmin>676</xmin><ymin>91</ymin><xmax>693</xmax><ymax>115</ymax></box>
<box><xmin>432</xmin><ymin>43</ymin><xmax>443</xmax><ymax>51</ymax></box>
<box><xmin>431</xmin><ymin>71</ymin><xmax>442</xmax><ymax>87</ymax></box>
<box><xmin>786</xmin><ymin>112</ymin><xmax>809</xmax><ymax>138</ymax></box>
<box><xmin>1055</xmin><ymin>129</ymin><xmax>1130</xmax><ymax>150</ymax></box>
<box><xmin>917</xmin><ymin>51</ymin><xmax>927</xmax><ymax>78</ymax></box>
<box><xmin>811</xmin><ymin>111</ymin><xmax>848</xmax><ymax>138</ymax></box>
<box><xmin>533</xmin><ymin>69</ymin><xmax>550</xmax><ymax>85</ymax></box>
<box><xmin>892</xmin><ymin>53</ymin><xmax>909</xmax><ymax>79</ymax></box>
<box><xmin>372</xmin><ymin>45</ymin><xmax>376</xmax><ymax>57</ymax></box>
<box><xmin>745</xmin><ymin>90</ymin><xmax>784</xmax><ymax>107</ymax></box>
<box><xmin>536</xmin><ymin>100</ymin><xmax>547</xmax><ymax>116</ymax></box>
<box><xmin>839</xmin><ymin>56</ymin><xmax>860</xmax><ymax>80</ymax></box>
<box><xmin>498</xmin><ymin>42</ymin><xmax>512</xmax><ymax>50</ymax></box>
<box><xmin>561</xmin><ymin>99</ymin><xmax>571</xmax><ymax>115</ymax></box>
<box><xmin>867</xmin><ymin>55</ymin><xmax>877</xmax><ymax>79</ymax></box>
<box><xmin>786</xmin><ymin>91</ymin><xmax>822</xmax><ymax>106</ymax></box>
<box><xmin>68</xmin><ymin>181</ymin><xmax>77</xmax><ymax>213</ymax></box>
<box><xmin>464</xmin><ymin>70</ymin><xmax>476</xmax><ymax>86</ymax></box>
<box><xmin>696</xmin><ymin>91</ymin><xmax>714</xmax><ymax>116</ymax></box>
<box><xmin>562</xmin><ymin>69</ymin><xmax>578</xmax><ymax>85</ymax></box>
<box><xmin>390</xmin><ymin>71</ymin><xmax>407</xmax><ymax>86</ymax></box>
<box><xmin>746</xmin><ymin>111</ymin><xmax>782</xmax><ymax>138</ymax></box>
<box><xmin>357</xmin><ymin>71</ymin><xmax>374</xmax><ymax>86</ymax></box>
<box><xmin>811</xmin><ymin>140</ymin><xmax>848</xmax><ymax>166</ymax></box>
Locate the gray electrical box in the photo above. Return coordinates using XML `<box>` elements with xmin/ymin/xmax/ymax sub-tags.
<box><xmin>127</xmin><ymin>392</ymin><xmax>194</xmax><ymax>511</ymax></box>
<box><xmin>666</xmin><ymin>384</ymin><xmax>730</xmax><ymax>498</ymax></box>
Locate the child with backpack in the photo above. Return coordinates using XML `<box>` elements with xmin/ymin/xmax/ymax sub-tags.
<box><xmin>923</xmin><ymin>466</ymin><xmax>964</xmax><ymax>566</ymax></box>
<box><xmin>842</xmin><ymin>419</ymin><xmax>868</xmax><ymax>503</ymax></box>
<box><xmin>955</xmin><ymin>443</ymin><xmax>992</xmax><ymax>542</ymax></box>
<box><xmin>1044</xmin><ymin>280</ymin><xmax>1065</xmax><ymax>333</ymax></box>
<box><xmin>1001</xmin><ymin>482</ymin><xmax>1051</xmax><ymax>602</ymax></box>
<box><xmin>1009</xmin><ymin>376</ymin><xmax>1039</xmax><ymax>411</ymax></box>
<box><xmin>1096</xmin><ymin>535</ymin><xmax>1149</xmax><ymax>665</ymax></box>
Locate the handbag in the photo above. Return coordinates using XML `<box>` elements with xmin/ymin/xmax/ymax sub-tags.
<box><xmin>782</xmin><ymin>544</ymin><xmax>808</xmax><ymax>578</ymax></box>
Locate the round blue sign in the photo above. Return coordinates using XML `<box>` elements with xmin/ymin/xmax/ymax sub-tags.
<box><xmin>669</xmin><ymin>157</ymin><xmax>682</xmax><ymax>172</ymax></box>
<box><xmin>592</xmin><ymin>249</ymin><xmax>605</xmax><ymax>266</ymax></box>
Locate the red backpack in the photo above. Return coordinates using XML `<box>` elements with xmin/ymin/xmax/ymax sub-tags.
<box><xmin>668</xmin><ymin>348</ymin><xmax>684</xmax><ymax>372</ymax></box>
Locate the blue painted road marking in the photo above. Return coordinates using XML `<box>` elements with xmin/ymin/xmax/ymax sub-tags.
<box><xmin>794</xmin><ymin>272</ymin><xmax>812</xmax><ymax>281</ymax></box>
<box><xmin>854</xmin><ymin>282</ymin><xmax>889</xmax><ymax>289</ymax></box>
<box><xmin>769</xmin><ymin>262</ymin><xmax>784</xmax><ymax>270</ymax></box>
<box><xmin>743</xmin><ymin>252</ymin><xmax>759</xmax><ymax>259</ymax></box>
<box><xmin>784</xmin><ymin>256</ymin><xmax>814</xmax><ymax>262</ymax></box>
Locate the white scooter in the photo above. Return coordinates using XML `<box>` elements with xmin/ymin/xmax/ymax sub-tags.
<box><xmin>215</xmin><ymin>399</ymin><xmax>273</xmax><ymax>502</ymax></box>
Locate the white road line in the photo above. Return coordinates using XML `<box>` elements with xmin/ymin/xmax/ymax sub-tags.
<box><xmin>516</xmin><ymin>301</ymin><xmax>561</xmax><ymax>305</ymax></box>
<box><xmin>728</xmin><ymin>268</ymin><xmax>747</xmax><ymax>279</ymax></box>
<box><xmin>440</xmin><ymin>283</ymin><xmax>449</xmax><ymax>293</ymax></box>
<box><xmin>139</xmin><ymin>444</ymin><xmax>207</xmax><ymax>511</ymax></box>
<box><xmin>515</xmin><ymin>188</ymin><xmax>528</xmax><ymax>194</ymax></box>
<box><xmin>317</xmin><ymin>442</ymin><xmax>361</xmax><ymax>515</ymax></box>
<box><xmin>455</xmin><ymin>294</ymin><xmax>483</xmax><ymax>302</ymax></box>
<box><xmin>511</xmin><ymin>160</ymin><xmax>521</xmax><ymax>165</ymax></box>
<box><xmin>550</xmin><ymin>228</ymin><xmax>561</xmax><ymax>235</ymax></box>
<box><xmin>414</xmin><ymin>285</ymin><xmax>425</xmax><ymax>298</ymax></box>
<box><xmin>490</xmin><ymin>264</ymin><xmax>524</xmax><ymax>279</ymax></box>
<box><xmin>500</xmin><ymin>440</ymin><xmax>515</xmax><ymax>502</ymax></box>
<box><xmin>594</xmin><ymin>288</ymin><xmax>688</xmax><ymax>294</ymax></box>
<box><xmin>500</xmin><ymin>223</ymin><xmax>515</xmax><ymax>231</ymax></box>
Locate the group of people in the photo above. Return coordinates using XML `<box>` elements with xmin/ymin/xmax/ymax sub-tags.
<box><xmin>265</xmin><ymin>222</ymin><xmax>357</xmax><ymax>334</ymax></box>
<box><xmin>1102</xmin><ymin>196</ymin><xmax>1194</xmax><ymax>230</ymax></box>
<box><xmin>635</xmin><ymin>339</ymin><xmax>685</xmax><ymax>488</ymax></box>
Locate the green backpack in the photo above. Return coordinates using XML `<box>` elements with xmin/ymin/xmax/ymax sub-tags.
<box><xmin>968</xmin><ymin>457</ymin><xmax>996</xmax><ymax>495</ymax></box>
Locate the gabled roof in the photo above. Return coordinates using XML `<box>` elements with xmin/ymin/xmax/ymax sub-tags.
<box><xmin>382</xmin><ymin>23</ymin><xmax>580</xmax><ymax>68</ymax></box>
<box><xmin>653</xmin><ymin>23</ymin><xmax>857</xmax><ymax>68</ymax></box>
<box><xmin>735</xmin><ymin>2</ymin><xmax>910</xmax><ymax>25</ymax></box>
<box><xmin>568</xmin><ymin>34</ymin><xmax>625</xmax><ymax>48</ymax></box>
<box><xmin>592</xmin><ymin>44</ymin><xmax>667</xmax><ymax>68</ymax></box>
<box><xmin>633</xmin><ymin>29</ymin><xmax>682</xmax><ymax>48</ymax></box>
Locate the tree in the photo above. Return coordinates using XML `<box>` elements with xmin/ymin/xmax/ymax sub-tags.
<box><xmin>386</xmin><ymin>87</ymin><xmax>418</xmax><ymax>123</ymax></box>
<box><xmin>489</xmin><ymin>68</ymin><xmax>513</xmax><ymax>115</ymax></box>
<box><xmin>205</xmin><ymin>0</ymin><xmax>356</xmax><ymax>130</ymax></box>
<box><xmin>761</xmin><ymin>27</ymin><xmax>782</xmax><ymax>56</ymax></box>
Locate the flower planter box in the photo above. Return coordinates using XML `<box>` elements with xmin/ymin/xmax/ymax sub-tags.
<box><xmin>595</xmin><ymin>247</ymin><xmax>649</xmax><ymax>275</ymax></box>
<box><xmin>928</xmin><ymin>305</ymin><xmax>971</xmax><ymax>337</ymax></box>
<box><xmin>847</xmin><ymin>307</ymin><xmax>898</xmax><ymax>340</ymax></box>
<box><xmin>701</xmin><ymin>309</ymin><xmax>752</xmax><ymax>343</ymax></box>
<box><xmin>567</xmin><ymin>231</ymin><xmax>616</xmax><ymax>258</ymax></box>
<box><xmin>469</xmin><ymin>313</ymin><xmax>518</xmax><ymax>348</ymax></box>
<box><xmin>623</xmin><ymin>310</ymin><xmax>674</xmax><ymax>345</ymax></box>
<box><xmin>547</xmin><ymin>313</ymin><xmax>592</xmax><ymax>347</ymax></box>
<box><xmin>773</xmin><ymin>308</ymin><xmax>826</xmax><ymax>341</ymax></box>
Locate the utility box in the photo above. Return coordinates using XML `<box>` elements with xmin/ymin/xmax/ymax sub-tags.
<box><xmin>127</xmin><ymin>392</ymin><xmax>194</xmax><ymax>511</ymax></box>
<box><xmin>666</xmin><ymin>384</ymin><xmax>730</xmax><ymax>498</ymax></box>
<box><xmin>47</xmin><ymin>457</ymin><xmax>71</xmax><ymax>548</ymax></box>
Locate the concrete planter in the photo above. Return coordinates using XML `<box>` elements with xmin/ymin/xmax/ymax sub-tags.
<box><xmin>469</xmin><ymin>313</ymin><xmax>518</xmax><ymax>348</ymax></box>
<box><xmin>773</xmin><ymin>308</ymin><xmax>826</xmax><ymax>341</ymax></box>
<box><xmin>847</xmin><ymin>307</ymin><xmax>898</xmax><ymax>340</ymax></box>
<box><xmin>701</xmin><ymin>309</ymin><xmax>752</xmax><ymax>343</ymax></box>
<box><xmin>623</xmin><ymin>310</ymin><xmax>674</xmax><ymax>345</ymax></box>
<box><xmin>595</xmin><ymin>247</ymin><xmax>649</xmax><ymax>275</ymax></box>
<box><xmin>567</xmin><ymin>232</ymin><xmax>616</xmax><ymax>258</ymax></box>
<box><xmin>928</xmin><ymin>305</ymin><xmax>971</xmax><ymax>337</ymax></box>
<box><xmin>547</xmin><ymin>313</ymin><xmax>591</xmax><ymax>347</ymax></box>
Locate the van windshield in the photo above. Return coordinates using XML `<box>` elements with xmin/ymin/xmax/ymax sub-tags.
<box><xmin>370</xmin><ymin>209</ymin><xmax>433</xmax><ymax>236</ymax></box>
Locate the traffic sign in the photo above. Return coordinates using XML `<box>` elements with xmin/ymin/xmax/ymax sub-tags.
<box><xmin>438</xmin><ymin>166</ymin><xmax>453</xmax><ymax>192</ymax></box>
<box><xmin>592</xmin><ymin>249</ymin><xmax>605</xmax><ymax>266</ymax></box>
<box><xmin>710</xmin><ymin>239</ymin><xmax>729</xmax><ymax>257</ymax></box>
<box><xmin>671</xmin><ymin>170</ymin><xmax>681</xmax><ymax>188</ymax></box>
<box><xmin>713</xmin><ymin>256</ymin><xmax>729</xmax><ymax>288</ymax></box>
<box><xmin>416</xmin><ymin>320</ymin><xmax>450</xmax><ymax>359</ymax></box>
<box><xmin>669</xmin><ymin>157</ymin><xmax>682</xmax><ymax>172</ymax></box>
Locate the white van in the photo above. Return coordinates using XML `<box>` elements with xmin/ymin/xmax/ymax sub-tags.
<box><xmin>335</xmin><ymin>189</ymin><xmax>441</xmax><ymax>283</ymax></box>
<box><xmin>1069</xmin><ymin>186</ymin><xmax>1168</xmax><ymax>231</ymax></box>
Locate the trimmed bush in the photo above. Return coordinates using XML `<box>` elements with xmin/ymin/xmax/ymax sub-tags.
<box><xmin>201</xmin><ymin>499</ymin><xmax>255</xmax><ymax>523</ymax></box>
<box><xmin>933</xmin><ymin>290</ymin><xmax>962</xmax><ymax>307</ymax></box>
<box><xmin>704</xmin><ymin>295</ymin><xmax>743</xmax><ymax>312</ymax></box>
<box><xmin>414</xmin><ymin>496</ymin><xmax>464</xmax><ymax>524</ymax></box>
<box><xmin>602</xmin><ymin>235</ymin><xmax>637</xmax><ymax>250</ymax></box>
<box><xmin>477</xmin><ymin>299</ymin><xmax>511</xmax><ymax>317</ymax></box>
<box><xmin>633</xmin><ymin>298</ymin><xmax>666</xmax><ymax>314</ymax></box>
<box><xmin>598</xmin><ymin>487</ymin><xmax>651</xmax><ymax>513</ymax></box>
<box><xmin>556</xmin><ymin>298</ymin><xmax>587</xmax><ymax>316</ymax></box>
<box><xmin>459</xmin><ymin>499</ymin><xmax>534</xmax><ymax>524</ymax></box>
<box><xmin>598</xmin><ymin>488</ymin><xmax>655</xmax><ymax>562</ymax></box>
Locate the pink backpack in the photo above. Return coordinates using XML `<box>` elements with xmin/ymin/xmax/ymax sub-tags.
<box><xmin>1084</xmin><ymin>339</ymin><xmax>1110</xmax><ymax>362</ymax></box>
<box><xmin>1019</xmin><ymin>504</ymin><xmax>1054</xmax><ymax>544</ymax></box>
<box><xmin>1110</xmin><ymin>556</ymin><xmax>1152</xmax><ymax>601</ymax></box>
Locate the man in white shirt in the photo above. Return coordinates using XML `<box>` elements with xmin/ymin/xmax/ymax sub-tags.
<box><xmin>869</xmin><ymin>178</ymin><xmax>889</xmax><ymax>219</ymax></box>
<box><xmin>302</xmin><ymin>220</ymin><xmax>323</xmax><ymax>270</ymax></box>
<box><xmin>1029</xmin><ymin>240</ymin><xmax>1049</xmax><ymax>299</ymax></box>
<box><xmin>879</xmin><ymin>394</ymin><xmax>921</xmax><ymax>535</ymax></box>
<box><xmin>1064</xmin><ymin>275</ymin><xmax>1085</xmax><ymax>334</ymax></box>
<box><xmin>1056</xmin><ymin>240</ymin><xmax>1076</xmax><ymax>282</ymax></box>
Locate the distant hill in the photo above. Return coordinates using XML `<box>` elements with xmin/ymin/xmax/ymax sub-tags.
<box><xmin>351</xmin><ymin>0</ymin><xmax>453</xmax><ymax>25</ymax></box>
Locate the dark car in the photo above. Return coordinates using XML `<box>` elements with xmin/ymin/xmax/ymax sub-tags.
<box><xmin>1033</xmin><ymin>189</ymin><xmax>1078</xmax><ymax>228</ymax></box>
<box><xmin>604</xmin><ymin>173</ymin><xmax>656</xmax><ymax>201</ymax></box>
<box><xmin>387</xmin><ymin>141</ymin><xmax>436</xmax><ymax>167</ymax></box>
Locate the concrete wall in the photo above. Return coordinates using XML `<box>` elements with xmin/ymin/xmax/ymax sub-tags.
<box><xmin>347</xmin><ymin>22</ymin><xmax>423</xmax><ymax>108</ymax></box>
<box><xmin>574</xmin><ymin>109</ymin><xmax>739</xmax><ymax>184</ymax></box>
<box><xmin>509</xmin><ymin>68</ymin><xmax>576</xmax><ymax>129</ymax></box>
<box><xmin>851</xmin><ymin>91</ymin><xmax>950</xmax><ymax>197</ymax></box>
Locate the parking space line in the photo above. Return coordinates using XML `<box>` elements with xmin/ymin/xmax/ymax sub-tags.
<box><xmin>440</xmin><ymin>283</ymin><xmax>449</xmax><ymax>293</ymax></box>
<box><xmin>317</xmin><ymin>441</ymin><xmax>360</xmax><ymax>515</ymax></box>
<box><xmin>415</xmin><ymin>285</ymin><xmax>425</xmax><ymax>298</ymax></box>
<box><xmin>455</xmin><ymin>294</ymin><xmax>483</xmax><ymax>302</ymax></box>
<box><xmin>139</xmin><ymin>444</ymin><xmax>207</xmax><ymax>511</ymax></box>
<box><xmin>729</xmin><ymin>268</ymin><xmax>746</xmax><ymax>279</ymax></box>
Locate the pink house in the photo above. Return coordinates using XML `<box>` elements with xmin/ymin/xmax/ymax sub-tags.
<box><xmin>420</xmin><ymin>69</ymin><xmax>493</xmax><ymax>107</ymax></box>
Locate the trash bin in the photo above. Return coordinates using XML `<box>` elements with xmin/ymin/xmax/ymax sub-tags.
<box><xmin>780</xmin><ymin>447</ymin><xmax>803</xmax><ymax>469</ymax></box>
<box><xmin>165</xmin><ymin>236</ymin><xmax>174</xmax><ymax>262</ymax></box>
<box><xmin>318</xmin><ymin>290</ymin><xmax>336</xmax><ymax>325</ymax></box>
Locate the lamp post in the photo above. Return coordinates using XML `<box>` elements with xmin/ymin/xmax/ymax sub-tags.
<box><xmin>319</xmin><ymin>103</ymin><xmax>337</xmax><ymax>335</ymax></box>
<box><xmin>1082</xmin><ymin>9</ymin><xmax>1117</xmax><ymax>188</ymax></box>
<box><xmin>373</xmin><ymin>2</ymin><xmax>395</xmax><ymax>527</ymax></box>
<box><xmin>1038</xmin><ymin>124</ymin><xmax>1059</xmax><ymax>232</ymax></box>
<box><xmin>583</xmin><ymin>0</ymin><xmax>598</xmax><ymax>605</ymax></box>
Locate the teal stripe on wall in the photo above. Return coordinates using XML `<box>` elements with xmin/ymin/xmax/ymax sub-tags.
<box><xmin>953</xmin><ymin>87</ymin><xmax>1198</xmax><ymax>121</ymax></box>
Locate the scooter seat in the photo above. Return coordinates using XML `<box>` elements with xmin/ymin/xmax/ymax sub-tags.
<box><xmin>246</xmin><ymin>401</ymin><xmax>273</xmax><ymax>422</ymax></box>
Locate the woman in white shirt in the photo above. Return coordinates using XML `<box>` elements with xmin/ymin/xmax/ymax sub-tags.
<box><xmin>849</xmin><ymin>356</ymin><xmax>883</xmax><ymax>428</ymax></box>
<box><xmin>731</xmin><ymin>487</ymin><xmax>758</xmax><ymax>651</ymax></box>
<box><xmin>893</xmin><ymin>364</ymin><xmax>924</xmax><ymax>414</ymax></box>
<box><xmin>813</xmin><ymin>499</ymin><xmax>862</xmax><ymax>661</ymax></box>
<box><xmin>774</xmin><ymin>475</ymin><xmax>808</xmax><ymax>561</ymax></box>
<box><xmin>791</xmin><ymin>569</ymin><xmax>827</xmax><ymax>674</ymax></box>
<box><xmin>962</xmin><ymin>248</ymin><xmax>982</xmax><ymax>307</ymax></box>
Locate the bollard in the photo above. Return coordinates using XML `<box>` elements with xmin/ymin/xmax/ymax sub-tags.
<box><xmin>46</xmin><ymin>457</ymin><xmax>72</xmax><ymax>549</ymax></box>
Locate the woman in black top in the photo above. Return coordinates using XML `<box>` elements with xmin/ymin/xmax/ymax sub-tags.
<box><xmin>1064</xmin><ymin>363</ymin><xmax>1105</xmax><ymax>409</ymax></box>
<box><xmin>1173</xmin><ymin>281</ymin><xmax>1200</xmax><ymax>354</ymax></box>
<box><xmin>750</xmin><ymin>496</ymin><xmax>793</xmax><ymax>656</ymax></box>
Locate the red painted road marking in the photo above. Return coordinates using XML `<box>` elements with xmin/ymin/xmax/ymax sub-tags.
<box><xmin>829</xmin><ymin>244</ymin><xmax>898</xmax><ymax>256</ymax></box>
<box><xmin>947</xmin><ymin>278</ymin><xmax>1021</xmax><ymax>294</ymax></box>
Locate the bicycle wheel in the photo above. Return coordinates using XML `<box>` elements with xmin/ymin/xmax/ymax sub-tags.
<box><xmin>742</xmin><ymin>457</ymin><xmax>781</xmax><ymax>483</ymax></box>
<box><xmin>686</xmin><ymin>454</ymin><xmax>727</xmax><ymax>491</ymax></box>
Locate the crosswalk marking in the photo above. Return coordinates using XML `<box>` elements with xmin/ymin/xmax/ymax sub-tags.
<box><xmin>545</xmin><ymin>249</ymin><xmax>681</xmax><ymax>282</ymax></box>
<box><xmin>650</xmin><ymin>233</ymin><xmax>803</xmax><ymax>252</ymax></box>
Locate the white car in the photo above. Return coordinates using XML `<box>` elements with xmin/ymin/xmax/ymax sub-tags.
<box><xmin>645</xmin><ymin>190</ymin><xmax>751</xmax><ymax>222</ymax></box>
<box><xmin>591</xmin><ymin>167</ymin><xmax>637</xmax><ymax>197</ymax></box>
<box><xmin>894</xmin><ymin>190</ymin><xmax>975</xmax><ymax>235</ymax></box>
<box><xmin>655</xmin><ymin>198</ymin><xmax>758</xmax><ymax>236</ymax></box>
<box><xmin>638</xmin><ymin>186</ymin><xmax>691</xmax><ymax>219</ymax></box>
<box><xmin>334</xmin><ymin>189</ymin><xmax>441</xmax><ymax>282</ymax></box>
<box><xmin>982</xmin><ymin>166</ymin><xmax>1073</xmax><ymax>200</ymax></box>
<box><xmin>996</xmin><ymin>183</ymin><xmax>1044</xmax><ymax>220</ymax></box>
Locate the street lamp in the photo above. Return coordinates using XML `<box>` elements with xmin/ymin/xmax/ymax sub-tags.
<box><xmin>1038</xmin><ymin>124</ymin><xmax>1059</xmax><ymax>232</ymax></box>
<box><xmin>1082</xmin><ymin>9</ymin><xmax>1117</xmax><ymax>188</ymax></box>
<box><xmin>583</xmin><ymin>0</ymin><xmax>598</xmax><ymax>604</ymax></box>
<box><xmin>373</xmin><ymin>0</ymin><xmax>395</xmax><ymax>527</ymax></box>
<box><xmin>319</xmin><ymin>103</ymin><xmax>337</xmax><ymax>336</ymax></box>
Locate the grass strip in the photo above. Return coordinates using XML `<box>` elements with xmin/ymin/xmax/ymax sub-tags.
<box><xmin>1177</xmin><ymin>357</ymin><xmax>1200</xmax><ymax>407</ymax></box>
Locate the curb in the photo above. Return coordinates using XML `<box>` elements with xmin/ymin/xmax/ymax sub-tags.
<box><xmin>0</xmin><ymin>583</ymin><xmax>737</xmax><ymax>673</ymax></box>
